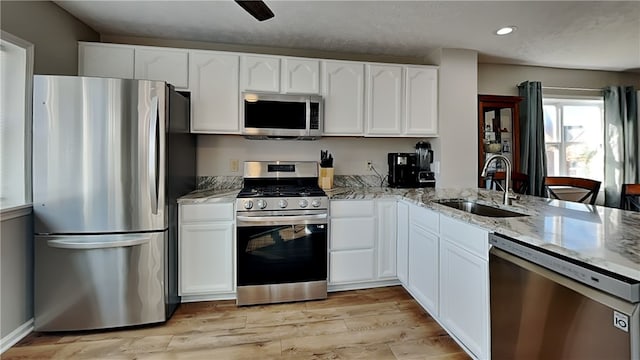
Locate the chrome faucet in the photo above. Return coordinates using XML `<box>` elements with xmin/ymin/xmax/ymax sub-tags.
<box><xmin>481</xmin><ymin>154</ymin><xmax>515</xmax><ymax>205</ymax></box>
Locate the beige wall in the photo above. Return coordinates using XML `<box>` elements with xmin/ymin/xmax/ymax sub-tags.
<box><xmin>0</xmin><ymin>213</ymin><xmax>33</xmax><ymax>342</ymax></box>
<box><xmin>0</xmin><ymin>1</ymin><xmax>98</xmax><ymax>75</ymax></box>
<box><xmin>429</xmin><ymin>49</ymin><xmax>479</xmax><ymax>188</ymax></box>
<box><xmin>478</xmin><ymin>63</ymin><xmax>640</xmax><ymax>96</ymax></box>
<box><xmin>197</xmin><ymin>135</ymin><xmax>424</xmax><ymax>177</ymax></box>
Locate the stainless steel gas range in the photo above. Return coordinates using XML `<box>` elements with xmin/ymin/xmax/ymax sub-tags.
<box><xmin>235</xmin><ymin>161</ymin><xmax>329</xmax><ymax>306</ymax></box>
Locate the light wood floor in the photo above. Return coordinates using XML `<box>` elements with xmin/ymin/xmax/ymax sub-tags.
<box><xmin>4</xmin><ymin>286</ymin><xmax>469</xmax><ymax>359</ymax></box>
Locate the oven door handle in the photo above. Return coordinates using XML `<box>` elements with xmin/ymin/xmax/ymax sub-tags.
<box><xmin>237</xmin><ymin>213</ymin><xmax>327</xmax><ymax>226</ymax></box>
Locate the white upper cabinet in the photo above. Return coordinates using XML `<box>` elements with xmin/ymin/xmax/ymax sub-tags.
<box><xmin>404</xmin><ymin>66</ymin><xmax>438</xmax><ymax>136</ymax></box>
<box><xmin>189</xmin><ymin>51</ymin><xmax>240</xmax><ymax>133</ymax></box>
<box><xmin>78</xmin><ymin>42</ymin><xmax>134</xmax><ymax>79</ymax></box>
<box><xmin>241</xmin><ymin>55</ymin><xmax>281</xmax><ymax>93</ymax></box>
<box><xmin>282</xmin><ymin>58</ymin><xmax>320</xmax><ymax>94</ymax></box>
<box><xmin>366</xmin><ymin>64</ymin><xmax>403</xmax><ymax>136</ymax></box>
<box><xmin>134</xmin><ymin>48</ymin><xmax>189</xmax><ymax>89</ymax></box>
<box><xmin>322</xmin><ymin>60</ymin><xmax>365</xmax><ymax>135</ymax></box>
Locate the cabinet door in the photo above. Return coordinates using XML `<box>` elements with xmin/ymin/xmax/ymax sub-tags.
<box><xmin>366</xmin><ymin>64</ymin><xmax>403</xmax><ymax>136</ymax></box>
<box><xmin>376</xmin><ymin>200</ymin><xmax>397</xmax><ymax>279</ymax></box>
<box><xmin>322</xmin><ymin>61</ymin><xmax>365</xmax><ymax>135</ymax></box>
<box><xmin>408</xmin><ymin>224</ymin><xmax>439</xmax><ymax>317</ymax></box>
<box><xmin>404</xmin><ymin>66</ymin><xmax>438</xmax><ymax>136</ymax></box>
<box><xmin>134</xmin><ymin>48</ymin><xmax>188</xmax><ymax>89</ymax></box>
<box><xmin>189</xmin><ymin>51</ymin><xmax>240</xmax><ymax>133</ymax></box>
<box><xmin>179</xmin><ymin>222</ymin><xmax>234</xmax><ymax>295</ymax></box>
<box><xmin>78</xmin><ymin>43</ymin><xmax>134</xmax><ymax>79</ymax></box>
<box><xmin>396</xmin><ymin>201</ymin><xmax>409</xmax><ymax>285</ymax></box>
<box><xmin>282</xmin><ymin>58</ymin><xmax>320</xmax><ymax>94</ymax></box>
<box><xmin>241</xmin><ymin>55</ymin><xmax>281</xmax><ymax>92</ymax></box>
<box><xmin>329</xmin><ymin>249</ymin><xmax>375</xmax><ymax>284</ymax></box>
<box><xmin>439</xmin><ymin>238</ymin><xmax>489</xmax><ymax>360</ymax></box>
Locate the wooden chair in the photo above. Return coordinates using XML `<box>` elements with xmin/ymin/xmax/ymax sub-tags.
<box><xmin>620</xmin><ymin>184</ymin><xmax>640</xmax><ymax>211</ymax></box>
<box><xmin>487</xmin><ymin>171</ymin><xmax>529</xmax><ymax>194</ymax></box>
<box><xmin>544</xmin><ymin>176</ymin><xmax>601</xmax><ymax>205</ymax></box>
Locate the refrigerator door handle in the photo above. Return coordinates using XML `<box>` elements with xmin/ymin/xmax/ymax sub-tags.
<box><xmin>47</xmin><ymin>236</ymin><xmax>151</xmax><ymax>250</ymax></box>
<box><xmin>148</xmin><ymin>96</ymin><xmax>159</xmax><ymax>215</ymax></box>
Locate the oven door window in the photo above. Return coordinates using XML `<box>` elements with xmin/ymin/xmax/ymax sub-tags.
<box><xmin>237</xmin><ymin>224</ymin><xmax>327</xmax><ymax>286</ymax></box>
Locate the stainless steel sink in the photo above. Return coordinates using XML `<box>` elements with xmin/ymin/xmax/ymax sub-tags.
<box><xmin>436</xmin><ymin>199</ymin><xmax>528</xmax><ymax>218</ymax></box>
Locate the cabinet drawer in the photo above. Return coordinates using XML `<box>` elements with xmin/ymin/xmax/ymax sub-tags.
<box><xmin>180</xmin><ymin>203</ymin><xmax>234</xmax><ymax>223</ymax></box>
<box><xmin>331</xmin><ymin>217</ymin><xmax>375</xmax><ymax>250</ymax></box>
<box><xmin>440</xmin><ymin>215</ymin><xmax>488</xmax><ymax>259</ymax></box>
<box><xmin>330</xmin><ymin>200</ymin><xmax>375</xmax><ymax>217</ymax></box>
<box><xmin>410</xmin><ymin>205</ymin><xmax>439</xmax><ymax>234</ymax></box>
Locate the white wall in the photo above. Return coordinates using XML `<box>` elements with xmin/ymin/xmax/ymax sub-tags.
<box><xmin>197</xmin><ymin>135</ymin><xmax>425</xmax><ymax>177</ymax></box>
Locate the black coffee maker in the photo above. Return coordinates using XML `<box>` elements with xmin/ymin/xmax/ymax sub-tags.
<box><xmin>388</xmin><ymin>153</ymin><xmax>417</xmax><ymax>188</ymax></box>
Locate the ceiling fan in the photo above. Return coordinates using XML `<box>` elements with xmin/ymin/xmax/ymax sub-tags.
<box><xmin>235</xmin><ymin>0</ymin><xmax>275</xmax><ymax>21</ymax></box>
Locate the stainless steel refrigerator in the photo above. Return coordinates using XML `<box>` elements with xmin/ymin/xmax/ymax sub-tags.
<box><xmin>32</xmin><ymin>75</ymin><xmax>195</xmax><ymax>331</ymax></box>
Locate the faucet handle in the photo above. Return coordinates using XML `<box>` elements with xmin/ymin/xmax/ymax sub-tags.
<box><xmin>507</xmin><ymin>189</ymin><xmax>520</xmax><ymax>201</ymax></box>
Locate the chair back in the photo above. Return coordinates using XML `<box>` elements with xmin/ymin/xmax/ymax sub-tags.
<box><xmin>620</xmin><ymin>184</ymin><xmax>640</xmax><ymax>211</ymax></box>
<box><xmin>544</xmin><ymin>176</ymin><xmax>601</xmax><ymax>205</ymax></box>
<box><xmin>488</xmin><ymin>171</ymin><xmax>529</xmax><ymax>194</ymax></box>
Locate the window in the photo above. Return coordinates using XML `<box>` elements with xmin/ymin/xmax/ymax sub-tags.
<box><xmin>543</xmin><ymin>98</ymin><xmax>604</xmax><ymax>182</ymax></box>
<box><xmin>0</xmin><ymin>31</ymin><xmax>33</xmax><ymax>211</ymax></box>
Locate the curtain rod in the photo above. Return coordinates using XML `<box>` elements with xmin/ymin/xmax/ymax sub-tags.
<box><xmin>541</xmin><ymin>86</ymin><xmax>604</xmax><ymax>92</ymax></box>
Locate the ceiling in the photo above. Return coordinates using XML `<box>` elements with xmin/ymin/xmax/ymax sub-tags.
<box><xmin>55</xmin><ymin>1</ymin><xmax>640</xmax><ymax>72</ymax></box>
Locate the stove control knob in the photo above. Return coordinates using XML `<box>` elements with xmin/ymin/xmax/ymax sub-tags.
<box><xmin>257</xmin><ymin>199</ymin><xmax>267</xmax><ymax>209</ymax></box>
<box><xmin>298</xmin><ymin>199</ymin><xmax>309</xmax><ymax>208</ymax></box>
<box><xmin>278</xmin><ymin>199</ymin><xmax>288</xmax><ymax>209</ymax></box>
<box><xmin>243</xmin><ymin>200</ymin><xmax>254</xmax><ymax>210</ymax></box>
<box><xmin>311</xmin><ymin>199</ymin><xmax>322</xmax><ymax>208</ymax></box>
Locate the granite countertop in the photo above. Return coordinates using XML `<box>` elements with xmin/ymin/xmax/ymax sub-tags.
<box><xmin>179</xmin><ymin>186</ymin><xmax>640</xmax><ymax>281</ymax></box>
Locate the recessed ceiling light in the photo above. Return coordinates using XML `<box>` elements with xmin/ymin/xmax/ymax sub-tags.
<box><xmin>495</xmin><ymin>26</ymin><xmax>517</xmax><ymax>36</ymax></box>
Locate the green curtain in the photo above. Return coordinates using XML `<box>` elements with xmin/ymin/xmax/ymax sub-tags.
<box><xmin>518</xmin><ymin>81</ymin><xmax>547</xmax><ymax>197</ymax></box>
<box><xmin>604</xmin><ymin>86</ymin><xmax>639</xmax><ymax>207</ymax></box>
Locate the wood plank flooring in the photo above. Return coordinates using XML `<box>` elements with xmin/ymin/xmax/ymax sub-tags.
<box><xmin>4</xmin><ymin>286</ymin><xmax>470</xmax><ymax>359</ymax></box>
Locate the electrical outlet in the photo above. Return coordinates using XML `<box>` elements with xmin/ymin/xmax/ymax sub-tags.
<box><xmin>230</xmin><ymin>159</ymin><xmax>239</xmax><ymax>172</ymax></box>
<box><xmin>367</xmin><ymin>161</ymin><xmax>373</xmax><ymax>171</ymax></box>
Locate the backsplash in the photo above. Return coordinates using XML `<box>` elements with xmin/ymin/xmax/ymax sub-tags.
<box><xmin>196</xmin><ymin>175</ymin><xmax>386</xmax><ymax>190</ymax></box>
<box><xmin>197</xmin><ymin>176</ymin><xmax>243</xmax><ymax>190</ymax></box>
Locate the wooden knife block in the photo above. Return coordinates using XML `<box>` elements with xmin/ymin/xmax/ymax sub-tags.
<box><xmin>318</xmin><ymin>167</ymin><xmax>334</xmax><ymax>190</ymax></box>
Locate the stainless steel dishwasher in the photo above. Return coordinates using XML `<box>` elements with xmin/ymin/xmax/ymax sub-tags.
<box><xmin>489</xmin><ymin>233</ymin><xmax>639</xmax><ymax>359</ymax></box>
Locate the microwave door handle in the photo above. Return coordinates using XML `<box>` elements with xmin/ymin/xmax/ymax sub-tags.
<box><xmin>305</xmin><ymin>99</ymin><xmax>311</xmax><ymax>136</ymax></box>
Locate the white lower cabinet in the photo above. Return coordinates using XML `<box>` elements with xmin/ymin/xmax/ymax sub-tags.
<box><xmin>439</xmin><ymin>215</ymin><xmax>490</xmax><ymax>360</ymax></box>
<box><xmin>178</xmin><ymin>202</ymin><xmax>235</xmax><ymax>300</ymax></box>
<box><xmin>406</xmin><ymin>204</ymin><xmax>439</xmax><ymax>317</ymax></box>
<box><xmin>328</xmin><ymin>199</ymin><xmax>398</xmax><ymax>288</ymax></box>
<box><xmin>396</xmin><ymin>201</ymin><xmax>409</xmax><ymax>285</ymax></box>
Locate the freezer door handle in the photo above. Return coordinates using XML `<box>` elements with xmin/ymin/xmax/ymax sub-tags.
<box><xmin>47</xmin><ymin>236</ymin><xmax>151</xmax><ymax>250</ymax></box>
<box><xmin>148</xmin><ymin>96</ymin><xmax>159</xmax><ymax>215</ymax></box>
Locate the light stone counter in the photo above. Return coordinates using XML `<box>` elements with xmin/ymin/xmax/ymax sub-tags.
<box><xmin>179</xmin><ymin>186</ymin><xmax>640</xmax><ymax>281</ymax></box>
<box><xmin>177</xmin><ymin>188</ymin><xmax>239</xmax><ymax>204</ymax></box>
<box><xmin>328</xmin><ymin>186</ymin><xmax>640</xmax><ymax>282</ymax></box>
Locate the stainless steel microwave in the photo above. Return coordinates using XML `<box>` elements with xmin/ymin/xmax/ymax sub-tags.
<box><xmin>241</xmin><ymin>92</ymin><xmax>323</xmax><ymax>140</ymax></box>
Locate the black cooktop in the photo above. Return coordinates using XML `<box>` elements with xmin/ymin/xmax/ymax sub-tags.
<box><xmin>237</xmin><ymin>178</ymin><xmax>326</xmax><ymax>198</ymax></box>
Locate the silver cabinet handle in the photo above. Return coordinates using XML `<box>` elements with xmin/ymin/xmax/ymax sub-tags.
<box><xmin>47</xmin><ymin>236</ymin><xmax>150</xmax><ymax>250</ymax></box>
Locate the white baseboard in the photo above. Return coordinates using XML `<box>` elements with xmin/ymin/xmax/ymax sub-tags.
<box><xmin>1</xmin><ymin>318</ymin><xmax>34</xmax><ymax>354</ymax></box>
<box><xmin>328</xmin><ymin>279</ymin><xmax>401</xmax><ymax>292</ymax></box>
<box><xmin>181</xmin><ymin>292</ymin><xmax>236</xmax><ymax>303</ymax></box>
